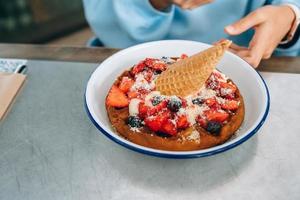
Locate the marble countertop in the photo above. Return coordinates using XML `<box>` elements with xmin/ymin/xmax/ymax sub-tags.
<box><xmin>0</xmin><ymin>60</ymin><xmax>299</xmax><ymax>200</ymax></box>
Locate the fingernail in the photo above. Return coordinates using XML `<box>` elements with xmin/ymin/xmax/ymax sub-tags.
<box><xmin>225</xmin><ymin>25</ymin><xmax>235</xmax><ymax>33</ymax></box>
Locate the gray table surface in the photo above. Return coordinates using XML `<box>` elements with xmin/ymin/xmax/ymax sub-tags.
<box><xmin>0</xmin><ymin>60</ymin><xmax>299</xmax><ymax>200</ymax></box>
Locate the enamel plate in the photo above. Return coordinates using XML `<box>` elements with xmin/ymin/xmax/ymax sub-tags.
<box><xmin>85</xmin><ymin>40</ymin><xmax>270</xmax><ymax>158</ymax></box>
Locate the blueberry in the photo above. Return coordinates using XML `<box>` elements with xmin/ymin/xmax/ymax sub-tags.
<box><xmin>127</xmin><ymin>116</ymin><xmax>143</xmax><ymax>128</ymax></box>
<box><xmin>206</xmin><ymin>121</ymin><xmax>222</xmax><ymax>135</ymax></box>
<box><xmin>167</xmin><ymin>97</ymin><xmax>182</xmax><ymax>112</ymax></box>
<box><xmin>154</xmin><ymin>70</ymin><xmax>162</xmax><ymax>75</ymax></box>
<box><xmin>192</xmin><ymin>98</ymin><xmax>204</xmax><ymax>105</ymax></box>
<box><xmin>152</xmin><ymin>96</ymin><xmax>162</xmax><ymax>106</ymax></box>
<box><xmin>156</xmin><ymin>131</ymin><xmax>172</xmax><ymax>138</ymax></box>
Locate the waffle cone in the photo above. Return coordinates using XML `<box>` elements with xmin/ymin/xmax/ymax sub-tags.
<box><xmin>155</xmin><ymin>40</ymin><xmax>232</xmax><ymax>97</ymax></box>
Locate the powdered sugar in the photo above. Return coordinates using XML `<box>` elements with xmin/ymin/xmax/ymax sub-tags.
<box><xmin>185</xmin><ymin>104</ymin><xmax>209</xmax><ymax>125</ymax></box>
<box><xmin>187</xmin><ymin>130</ymin><xmax>200</xmax><ymax>143</ymax></box>
<box><xmin>129</xmin><ymin>98</ymin><xmax>141</xmax><ymax>116</ymax></box>
<box><xmin>130</xmin><ymin>127</ymin><xmax>141</xmax><ymax>132</ymax></box>
<box><xmin>198</xmin><ymin>88</ymin><xmax>217</xmax><ymax>99</ymax></box>
<box><xmin>220</xmin><ymin>88</ymin><xmax>233</xmax><ymax>96</ymax></box>
<box><xmin>131</xmin><ymin>73</ymin><xmax>154</xmax><ymax>91</ymax></box>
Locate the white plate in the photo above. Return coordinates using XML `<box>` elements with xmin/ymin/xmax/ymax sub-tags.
<box><xmin>85</xmin><ymin>40</ymin><xmax>270</xmax><ymax>158</ymax></box>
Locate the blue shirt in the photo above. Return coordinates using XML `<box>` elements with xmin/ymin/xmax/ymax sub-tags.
<box><xmin>83</xmin><ymin>0</ymin><xmax>300</xmax><ymax>56</ymax></box>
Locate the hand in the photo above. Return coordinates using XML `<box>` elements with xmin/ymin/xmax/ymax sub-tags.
<box><xmin>224</xmin><ymin>5</ymin><xmax>296</xmax><ymax>68</ymax></box>
<box><xmin>150</xmin><ymin>0</ymin><xmax>214</xmax><ymax>11</ymax></box>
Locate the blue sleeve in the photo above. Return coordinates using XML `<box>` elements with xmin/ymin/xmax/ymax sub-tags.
<box><xmin>269</xmin><ymin>0</ymin><xmax>300</xmax><ymax>56</ymax></box>
<box><xmin>269</xmin><ymin>0</ymin><xmax>300</xmax><ymax>7</ymax></box>
<box><xmin>112</xmin><ymin>0</ymin><xmax>175</xmax><ymax>42</ymax></box>
<box><xmin>83</xmin><ymin>0</ymin><xmax>175</xmax><ymax>47</ymax></box>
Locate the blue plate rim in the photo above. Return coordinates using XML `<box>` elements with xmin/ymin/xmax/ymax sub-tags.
<box><xmin>84</xmin><ymin>41</ymin><xmax>270</xmax><ymax>159</ymax></box>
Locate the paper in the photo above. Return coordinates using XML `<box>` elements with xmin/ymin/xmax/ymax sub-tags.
<box><xmin>0</xmin><ymin>59</ymin><xmax>27</xmax><ymax>73</ymax></box>
<box><xmin>0</xmin><ymin>72</ymin><xmax>26</xmax><ymax>120</ymax></box>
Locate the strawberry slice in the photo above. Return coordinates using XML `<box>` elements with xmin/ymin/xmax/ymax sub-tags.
<box><xmin>176</xmin><ymin>115</ymin><xmax>189</xmax><ymax>129</ymax></box>
<box><xmin>206</xmin><ymin>75</ymin><xmax>220</xmax><ymax>90</ymax></box>
<box><xmin>152</xmin><ymin>62</ymin><xmax>167</xmax><ymax>71</ymax></box>
<box><xmin>106</xmin><ymin>85</ymin><xmax>129</xmax><ymax>108</ymax></box>
<box><xmin>144</xmin><ymin>117</ymin><xmax>162</xmax><ymax>132</ymax></box>
<box><xmin>221</xmin><ymin>100</ymin><xmax>239</xmax><ymax>111</ymax></box>
<box><xmin>144</xmin><ymin>58</ymin><xmax>167</xmax><ymax>71</ymax></box>
<box><xmin>137</xmin><ymin>89</ymin><xmax>150</xmax><ymax>100</ymax></box>
<box><xmin>159</xmin><ymin>110</ymin><xmax>171</xmax><ymax>120</ymax></box>
<box><xmin>179</xmin><ymin>97</ymin><xmax>188</xmax><ymax>108</ymax></box>
<box><xmin>148</xmin><ymin>100</ymin><xmax>168</xmax><ymax>116</ymax></box>
<box><xmin>219</xmin><ymin>82</ymin><xmax>237</xmax><ymax>98</ymax></box>
<box><xmin>220</xmin><ymin>82</ymin><xmax>237</xmax><ymax>91</ymax></box>
<box><xmin>132</xmin><ymin>62</ymin><xmax>146</xmax><ymax>75</ymax></box>
<box><xmin>139</xmin><ymin>100</ymin><xmax>169</xmax><ymax>119</ymax></box>
<box><xmin>196</xmin><ymin>116</ymin><xmax>207</xmax><ymax>128</ymax></box>
<box><xmin>127</xmin><ymin>91</ymin><xmax>139</xmax><ymax>99</ymax></box>
<box><xmin>205</xmin><ymin>111</ymin><xmax>229</xmax><ymax>123</ymax></box>
<box><xmin>224</xmin><ymin>93</ymin><xmax>235</xmax><ymax>100</ymax></box>
<box><xmin>180</xmin><ymin>54</ymin><xmax>188</xmax><ymax>59</ymax></box>
<box><xmin>144</xmin><ymin>58</ymin><xmax>158</xmax><ymax>67</ymax></box>
<box><xmin>144</xmin><ymin>111</ymin><xmax>170</xmax><ymax>132</ymax></box>
<box><xmin>119</xmin><ymin>77</ymin><xmax>134</xmax><ymax>93</ymax></box>
<box><xmin>143</xmin><ymin>70</ymin><xmax>154</xmax><ymax>82</ymax></box>
<box><xmin>160</xmin><ymin>119</ymin><xmax>177</xmax><ymax>136</ymax></box>
<box><xmin>205</xmin><ymin>98</ymin><xmax>221</xmax><ymax>110</ymax></box>
<box><xmin>205</xmin><ymin>98</ymin><xmax>217</xmax><ymax>107</ymax></box>
<box><xmin>138</xmin><ymin>102</ymin><xmax>149</xmax><ymax>118</ymax></box>
<box><xmin>212</xmin><ymin>71</ymin><xmax>223</xmax><ymax>79</ymax></box>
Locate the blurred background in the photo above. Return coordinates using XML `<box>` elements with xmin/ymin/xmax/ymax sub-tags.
<box><xmin>0</xmin><ymin>0</ymin><xmax>92</xmax><ymax>45</ymax></box>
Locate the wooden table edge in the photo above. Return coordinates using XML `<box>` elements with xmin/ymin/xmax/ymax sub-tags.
<box><xmin>0</xmin><ymin>43</ymin><xmax>299</xmax><ymax>74</ymax></box>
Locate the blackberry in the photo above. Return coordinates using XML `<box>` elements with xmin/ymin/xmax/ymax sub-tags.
<box><xmin>127</xmin><ymin>116</ymin><xmax>143</xmax><ymax>128</ymax></box>
<box><xmin>152</xmin><ymin>96</ymin><xmax>163</xmax><ymax>106</ymax></box>
<box><xmin>192</xmin><ymin>97</ymin><xmax>204</xmax><ymax>105</ymax></box>
<box><xmin>206</xmin><ymin>121</ymin><xmax>222</xmax><ymax>135</ymax></box>
<box><xmin>167</xmin><ymin>97</ymin><xmax>182</xmax><ymax>112</ymax></box>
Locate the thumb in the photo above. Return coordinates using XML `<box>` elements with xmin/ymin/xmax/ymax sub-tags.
<box><xmin>225</xmin><ymin>10</ymin><xmax>265</xmax><ymax>35</ymax></box>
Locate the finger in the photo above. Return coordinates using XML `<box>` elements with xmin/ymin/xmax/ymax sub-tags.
<box><xmin>173</xmin><ymin>0</ymin><xmax>188</xmax><ymax>7</ymax></box>
<box><xmin>218</xmin><ymin>40</ymin><xmax>248</xmax><ymax>51</ymax></box>
<box><xmin>173</xmin><ymin>0</ymin><xmax>187</xmax><ymax>4</ymax></box>
<box><xmin>224</xmin><ymin>9</ymin><xmax>265</xmax><ymax>35</ymax></box>
<box><xmin>262</xmin><ymin>50</ymin><xmax>273</xmax><ymax>59</ymax></box>
<box><xmin>227</xmin><ymin>47</ymin><xmax>237</xmax><ymax>55</ymax></box>
<box><xmin>234</xmin><ymin>50</ymin><xmax>250</xmax><ymax>58</ymax></box>
<box><xmin>228</xmin><ymin>48</ymin><xmax>260</xmax><ymax>67</ymax></box>
<box><xmin>212</xmin><ymin>38</ymin><xmax>227</xmax><ymax>45</ymax></box>
<box><xmin>229</xmin><ymin>42</ymin><xmax>248</xmax><ymax>51</ymax></box>
<box><xmin>188</xmin><ymin>0</ymin><xmax>213</xmax><ymax>9</ymax></box>
<box><xmin>176</xmin><ymin>0</ymin><xmax>195</xmax><ymax>9</ymax></box>
<box><xmin>243</xmin><ymin>56</ymin><xmax>261</xmax><ymax>68</ymax></box>
<box><xmin>218</xmin><ymin>40</ymin><xmax>249</xmax><ymax>57</ymax></box>
<box><xmin>181</xmin><ymin>0</ymin><xmax>212</xmax><ymax>9</ymax></box>
<box><xmin>229</xmin><ymin>48</ymin><xmax>251</xmax><ymax>60</ymax></box>
<box><xmin>262</xmin><ymin>42</ymin><xmax>278</xmax><ymax>59</ymax></box>
<box><xmin>262</xmin><ymin>54</ymin><xmax>271</xmax><ymax>59</ymax></box>
<box><xmin>247</xmin><ymin>25</ymin><xmax>270</xmax><ymax>66</ymax></box>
